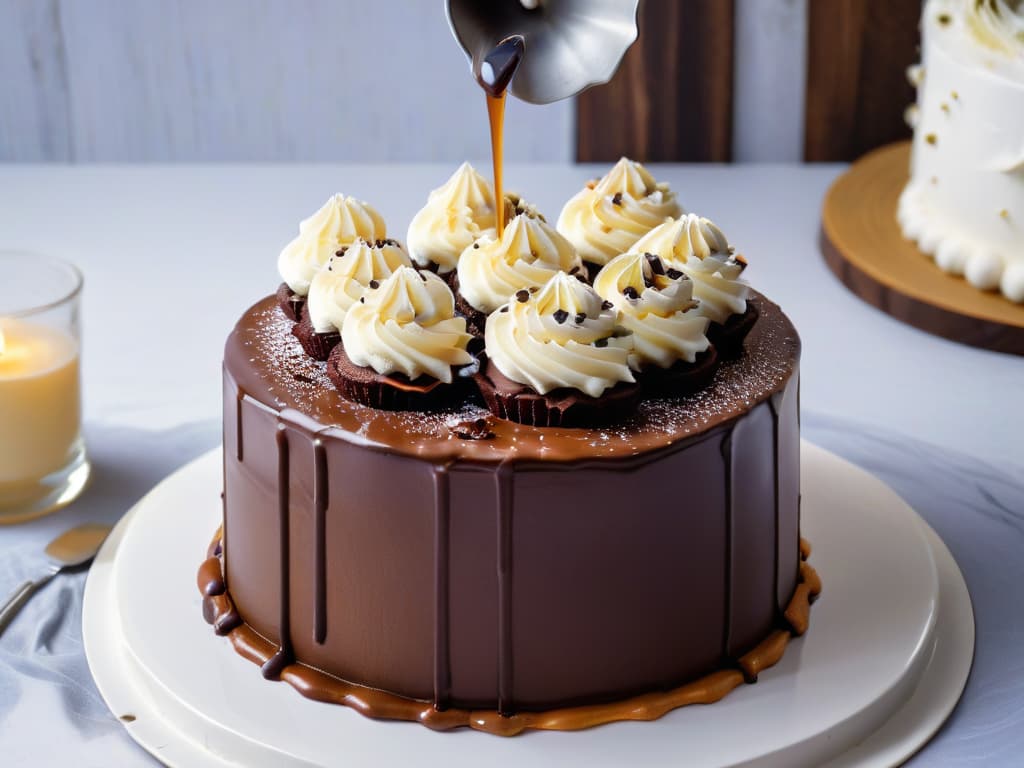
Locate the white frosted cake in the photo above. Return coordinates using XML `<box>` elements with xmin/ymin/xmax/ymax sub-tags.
<box><xmin>898</xmin><ymin>0</ymin><xmax>1024</xmax><ymax>303</ymax></box>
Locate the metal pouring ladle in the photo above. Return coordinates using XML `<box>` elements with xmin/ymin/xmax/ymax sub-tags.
<box><xmin>445</xmin><ymin>0</ymin><xmax>641</xmax><ymax>104</ymax></box>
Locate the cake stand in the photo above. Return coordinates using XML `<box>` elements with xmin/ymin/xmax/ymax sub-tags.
<box><xmin>820</xmin><ymin>141</ymin><xmax>1024</xmax><ymax>356</ymax></box>
<box><xmin>83</xmin><ymin>442</ymin><xmax>973</xmax><ymax>767</ymax></box>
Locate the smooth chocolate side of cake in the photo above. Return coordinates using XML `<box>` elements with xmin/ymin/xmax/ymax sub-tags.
<box><xmin>218</xmin><ymin>293</ymin><xmax>802</xmax><ymax>713</ymax></box>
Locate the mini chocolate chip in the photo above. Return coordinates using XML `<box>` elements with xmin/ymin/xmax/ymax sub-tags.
<box><xmin>644</xmin><ymin>252</ymin><xmax>665</xmax><ymax>275</ymax></box>
<box><xmin>359</xmin><ymin>297</ymin><xmax>365</xmax><ymax>303</ymax></box>
<box><xmin>368</xmin><ymin>279</ymin><xmax>379</xmax><ymax>289</ymax></box>
<box><xmin>473</xmin><ymin>243</ymin><xmax>480</xmax><ymax>249</ymax></box>
<box><xmin>500</xmin><ymin>305</ymin><xmax>509</xmax><ymax>313</ymax></box>
<box><xmin>601</xmin><ymin>300</ymin><xmax>613</xmax><ymax>310</ymax></box>
<box><xmin>529</xmin><ymin>286</ymin><xmax>539</xmax><ymax>293</ymax></box>
<box><xmin>666</xmin><ymin>268</ymin><xmax>683</xmax><ymax>280</ymax></box>
<box><xmin>574</xmin><ymin>312</ymin><xmax>586</xmax><ymax>324</ymax></box>
<box><xmin>611</xmin><ymin>192</ymin><xmax>623</xmax><ymax>206</ymax></box>
<box><xmin>335</xmin><ymin>248</ymin><xmax>348</xmax><ymax>257</ymax></box>
<box><xmin>594</xmin><ymin>338</ymin><xmax>608</xmax><ymax>348</ymax></box>
<box><xmin>553</xmin><ymin>309</ymin><xmax>569</xmax><ymax>324</ymax></box>
<box><xmin>516</xmin><ymin>289</ymin><xmax>530</xmax><ymax>303</ymax></box>
<box><xmin>623</xmin><ymin>286</ymin><xmax>640</xmax><ymax>299</ymax></box>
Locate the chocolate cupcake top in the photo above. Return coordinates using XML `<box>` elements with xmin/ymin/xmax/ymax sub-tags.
<box><xmin>407</xmin><ymin>163</ymin><xmax>497</xmax><ymax>275</ymax></box>
<box><xmin>594</xmin><ymin>252</ymin><xmax>711</xmax><ymax>370</ymax></box>
<box><xmin>278</xmin><ymin>194</ymin><xmax>387</xmax><ymax>296</ymax></box>
<box><xmin>306</xmin><ymin>238</ymin><xmax>412</xmax><ymax>333</ymax></box>
<box><xmin>632</xmin><ymin>214</ymin><xmax>750</xmax><ymax>325</ymax></box>
<box><xmin>457</xmin><ymin>204</ymin><xmax>583</xmax><ymax>315</ymax></box>
<box><xmin>556</xmin><ymin>158</ymin><xmax>682</xmax><ymax>268</ymax></box>
<box><xmin>484</xmin><ymin>272</ymin><xmax>635</xmax><ymax>398</ymax></box>
<box><xmin>341</xmin><ymin>266</ymin><xmax>473</xmax><ymax>384</ymax></box>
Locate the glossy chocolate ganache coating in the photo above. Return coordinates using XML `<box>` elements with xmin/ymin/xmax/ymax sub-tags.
<box><xmin>210</xmin><ymin>290</ymin><xmax>811</xmax><ymax>733</ymax></box>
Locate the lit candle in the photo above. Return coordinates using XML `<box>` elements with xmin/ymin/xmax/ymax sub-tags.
<box><xmin>0</xmin><ymin>319</ymin><xmax>82</xmax><ymax>508</ymax></box>
<box><xmin>0</xmin><ymin>250</ymin><xmax>88</xmax><ymax>522</ymax></box>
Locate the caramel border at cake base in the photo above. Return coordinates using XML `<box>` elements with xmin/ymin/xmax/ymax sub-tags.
<box><xmin>198</xmin><ymin>531</ymin><xmax>821</xmax><ymax>737</ymax></box>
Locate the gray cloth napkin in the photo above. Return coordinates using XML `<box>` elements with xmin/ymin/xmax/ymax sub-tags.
<box><xmin>0</xmin><ymin>420</ymin><xmax>218</xmax><ymax>766</ymax></box>
<box><xmin>0</xmin><ymin>413</ymin><xmax>1020</xmax><ymax>765</ymax></box>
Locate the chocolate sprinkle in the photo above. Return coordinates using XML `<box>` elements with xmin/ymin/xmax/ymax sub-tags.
<box><xmin>645</xmin><ymin>252</ymin><xmax>665</xmax><ymax>275</ymax></box>
<box><xmin>516</xmin><ymin>289</ymin><xmax>530</xmax><ymax>303</ymax></box>
<box><xmin>553</xmin><ymin>309</ymin><xmax>569</xmax><ymax>324</ymax></box>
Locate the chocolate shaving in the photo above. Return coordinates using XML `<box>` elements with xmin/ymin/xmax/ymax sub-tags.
<box><xmin>623</xmin><ymin>286</ymin><xmax>640</xmax><ymax>300</ymax></box>
<box><xmin>574</xmin><ymin>312</ymin><xmax>586</xmax><ymax>324</ymax></box>
<box><xmin>645</xmin><ymin>252</ymin><xmax>665</xmax><ymax>275</ymax></box>
<box><xmin>666</xmin><ymin>268</ymin><xmax>684</xmax><ymax>280</ymax></box>
<box><xmin>449</xmin><ymin>417</ymin><xmax>495</xmax><ymax>440</ymax></box>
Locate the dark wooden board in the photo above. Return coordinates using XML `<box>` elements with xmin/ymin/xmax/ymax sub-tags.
<box><xmin>804</xmin><ymin>0</ymin><xmax>920</xmax><ymax>162</ymax></box>
<box><xmin>575</xmin><ymin>0</ymin><xmax>734</xmax><ymax>163</ymax></box>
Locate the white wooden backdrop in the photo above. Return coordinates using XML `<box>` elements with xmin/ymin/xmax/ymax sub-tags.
<box><xmin>1</xmin><ymin>0</ymin><xmax>809</xmax><ymax>163</ymax></box>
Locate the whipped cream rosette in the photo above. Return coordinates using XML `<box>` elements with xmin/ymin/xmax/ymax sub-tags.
<box><xmin>456</xmin><ymin>201</ymin><xmax>583</xmax><ymax>332</ymax></box>
<box><xmin>330</xmin><ymin>267</ymin><xmax>474</xmax><ymax>410</ymax></box>
<box><xmin>594</xmin><ymin>252</ymin><xmax>711</xmax><ymax>365</ymax></box>
<box><xmin>556</xmin><ymin>157</ymin><xmax>683</xmax><ymax>273</ymax></box>
<box><xmin>277</xmin><ymin>194</ymin><xmax>387</xmax><ymax>305</ymax></box>
<box><xmin>477</xmin><ymin>272</ymin><xmax>639</xmax><ymax>426</ymax></box>
<box><xmin>407</xmin><ymin>163</ymin><xmax>497</xmax><ymax>276</ymax></box>
<box><xmin>632</xmin><ymin>214</ymin><xmax>756</xmax><ymax>354</ymax></box>
<box><xmin>307</xmin><ymin>239</ymin><xmax>412</xmax><ymax>334</ymax></box>
<box><xmin>292</xmin><ymin>238</ymin><xmax>412</xmax><ymax>361</ymax></box>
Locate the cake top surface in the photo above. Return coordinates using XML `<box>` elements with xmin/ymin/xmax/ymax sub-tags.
<box><xmin>225</xmin><ymin>291</ymin><xmax>799</xmax><ymax>463</ymax></box>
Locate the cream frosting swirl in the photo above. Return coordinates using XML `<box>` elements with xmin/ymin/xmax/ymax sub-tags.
<box><xmin>306</xmin><ymin>239</ymin><xmax>412</xmax><ymax>333</ymax></box>
<box><xmin>594</xmin><ymin>252</ymin><xmax>710</xmax><ymax>369</ymax></box>
<box><xmin>485</xmin><ymin>272</ymin><xmax>635</xmax><ymax>398</ymax></box>
<box><xmin>341</xmin><ymin>267</ymin><xmax>473</xmax><ymax>384</ymax></box>
<box><xmin>964</xmin><ymin>0</ymin><xmax>1024</xmax><ymax>57</ymax></box>
<box><xmin>632</xmin><ymin>214</ymin><xmax>750</xmax><ymax>325</ymax></box>
<box><xmin>556</xmin><ymin>157</ymin><xmax>683</xmax><ymax>267</ymax></box>
<box><xmin>457</xmin><ymin>205</ymin><xmax>584</xmax><ymax>314</ymax></box>
<box><xmin>406</xmin><ymin>163</ymin><xmax>497</xmax><ymax>274</ymax></box>
<box><xmin>278</xmin><ymin>194</ymin><xmax>387</xmax><ymax>295</ymax></box>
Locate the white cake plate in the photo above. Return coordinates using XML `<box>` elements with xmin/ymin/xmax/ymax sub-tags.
<box><xmin>83</xmin><ymin>442</ymin><xmax>973</xmax><ymax>768</ymax></box>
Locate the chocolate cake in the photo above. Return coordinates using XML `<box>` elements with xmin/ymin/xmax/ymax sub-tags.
<box><xmin>202</xmin><ymin>165</ymin><xmax>818</xmax><ymax>735</ymax></box>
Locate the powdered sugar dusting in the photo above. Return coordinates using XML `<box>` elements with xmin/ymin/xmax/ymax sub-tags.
<box><xmin>229</xmin><ymin>294</ymin><xmax>799</xmax><ymax>462</ymax></box>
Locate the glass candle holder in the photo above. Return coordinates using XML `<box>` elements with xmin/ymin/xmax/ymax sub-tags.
<box><xmin>0</xmin><ymin>251</ymin><xmax>89</xmax><ymax>523</ymax></box>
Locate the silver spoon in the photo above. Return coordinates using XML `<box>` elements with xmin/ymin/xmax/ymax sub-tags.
<box><xmin>0</xmin><ymin>523</ymin><xmax>111</xmax><ymax>637</ymax></box>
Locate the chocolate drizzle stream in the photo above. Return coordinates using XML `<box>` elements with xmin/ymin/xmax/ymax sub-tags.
<box><xmin>262</xmin><ymin>424</ymin><xmax>294</xmax><ymax>680</ymax></box>
<box><xmin>313</xmin><ymin>439</ymin><xmax>329</xmax><ymax>645</ymax></box>
<box><xmin>200</xmin><ymin>532</ymin><xmax>819</xmax><ymax>735</ymax></box>
<box><xmin>432</xmin><ymin>465</ymin><xmax>452</xmax><ymax>709</ymax></box>
<box><xmin>496</xmin><ymin>462</ymin><xmax>515</xmax><ymax>716</ymax></box>
<box><xmin>769</xmin><ymin>391</ymin><xmax>783</xmax><ymax>619</ymax></box>
<box><xmin>720</xmin><ymin>428</ymin><xmax>733</xmax><ymax>662</ymax></box>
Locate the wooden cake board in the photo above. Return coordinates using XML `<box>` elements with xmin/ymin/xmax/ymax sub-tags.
<box><xmin>820</xmin><ymin>141</ymin><xmax>1024</xmax><ymax>356</ymax></box>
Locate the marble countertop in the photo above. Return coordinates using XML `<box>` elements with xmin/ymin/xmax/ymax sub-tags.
<box><xmin>0</xmin><ymin>163</ymin><xmax>1021</xmax><ymax>766</ymax></box>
